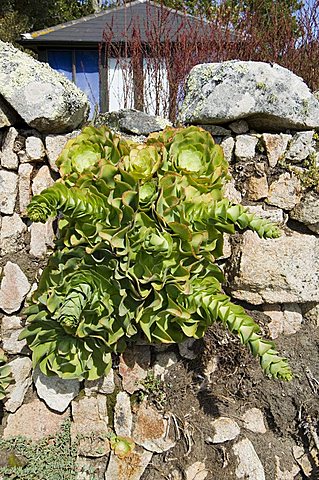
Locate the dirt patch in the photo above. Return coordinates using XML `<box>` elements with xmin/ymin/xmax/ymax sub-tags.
<box><xmin>141</xmin><ymin>318</ymin><xmax>319</xmax><ymax>480</ymax></box>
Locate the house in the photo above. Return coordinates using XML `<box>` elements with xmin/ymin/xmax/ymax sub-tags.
<box><xmin>20</xmin><ymin>0</ymin><xmax>204</xmax><ymax>118</ymax></box>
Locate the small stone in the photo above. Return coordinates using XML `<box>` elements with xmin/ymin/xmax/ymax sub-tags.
<box><xmin>29</xmin><ymin>220</ymin><xmax>55</xmax><ymax>258</ymax></box>
<box><xmin>1</xmin><ymin>315</ymin><xmax>26</xmax><ymax>354</ymax></box>
<box><xmin>114</xmin><ymin>391</ymin><xmax>133</xmax><ymax>437</ymax></box>
<box><xmin>119</xmin><ymin>346</ymin><xmax>150</xmax><ymax>394</ymax></box>
<box><xmin>71</xmin><ymin>394</ymin><xmax>109</xmax><ymax>457</ymax></box>
<box><xmin>105</xmin><ymin>447</ymin><xmax>152</xmax><ymax>480</ymax></box>
<box><xmin>290</xmin><ymin>191</ymin><xmax>319</xmax><ymax>234</ymax></box>
<box><xmin>233</xmin><ymin>437</ymin><xmax>265</xmax><ymax>479</ymax></box>
<box><xmin>185</xmin><ymin>462</ymin><xmax>208</xmax><ymax>480</ymax></box>
<box><xmin>0</xmin><ymin>262</ymin><xmax>30</xmax><ymax>314</ymax></box>
<box><xmin>153</xmin><ymin>351</ymin><xmax>177</xmax><ymax>380</ymax></box>
<box><xmin>223</xmin><ymin>177</ymin><xmax>242</xmax><ymax>204</ymax></box>
<box><xmin>267</xmin><ymin>172</ymin><xmax>301</xmax><ymax>210</ymax></box>
<box><xmin>304</xmin><ymin>304</ymin><xmax>319</xmax><ymax>327</ymax></box>
<box><xmin>229</xmin><ymin>120</ymin><xmax>249</xmax><ymax>134</ymax></box>
<box><xmin>178</xmin><ymin>338</ymin><xmax>198</xmax><ymax>360</ymax></box>
<box><xmin>33</xmin><ymin>366</ymin><xmax>80</xmax><ymax>413</ymax></box>
<box><xmin>221</xmin><ymin>136</ymin><xmax>235</xmax><ymax>163</ymax></box>
<box><xmin>246</xmin><ymin>174</ymin><xmax>268</xmax><ymax>201</ymax></box>
<box><xmin>211</xmin><ymin>417</ymin><xmax>240</xmax><ymax>443</ymax></box>
<box><xmin>284</xmin><ymin>131</ymin><xmax>314</xmax><ymax>163</ymax></box>
<box><xmin>198</xmin><ymin>124</ymin><xmax>232</xmax><ymax>136</ymax></box>
<box><xmin>246</xmin><ymin>205</ymin><xmax>285</xmax><ymax>225</ymax></box>
<box><xmin>0</xmin><ymin>170</ymin><xmax>18</xmax><ymax>214</ymax></box>
<box><xmin>3</xmin><ymin>398</ymin><xmax>69</xmax><ymax>440</ymax></box>
<box><xmin>4</xmin><ymin>357</ymin><xmax>32</xmax><ymax>413</ymax></box>
<box><xmin>23</xmin><ymin>136</ymin><xmax>46</xmax><ymax>163</ymax></box>
<box><xmin>84</xmin><ymin>368</ymin><xmax>115</xmax><ymax>396</ymax></box>
<box><xmin>262</xmin><ymin>133</ymin><xmax>291</xmax><ymax>167</ymax></box>
<box><xmin>0</xmin><ymin>213</ymin><xmax>27</xmax><ymax>254</ymax></box>
<box><xmin>76</xmin><ymin>457</ymin><xmax>107</xmax><ymax>480</ymax></box>
<box><xmin>96</xmin><ymin>109</ymin><xmax>171</xmax><ymax>136</ymax></box>
<box><xmin>263</xmin><ymin>304</ymin><xmax>303</xmax><ymax>339</ymax></box>
<box><xmin>235</xmin><ymin>135</ymin><xmax>258</xmax><ymax>161</ymax></box>
<box><xmin>32</xmin><ymin>165</ymin><xmax>54</xmax><ymax>196</ymax></box>
<box><xmin>0</xmin><ymin>127</ymin><xmax>19</xmax><ymax>169</ymax></box>
<box><xmin>18</xmin><ymin>163</ymin><xmax>33</xmax><ymax>215</ymax></box>
<box><xmin>292</xmin><ymin>446</ymin><xmax>312</xmax><ymax>477</ymax></box>
<box><xmin>242</xmin><ymin>408</ymin><xmax>266</xmax><ymax>434</ymax></box>
<box><xmin>133</xmin><ymin>401</ymin><xmax>175</xmax><ymax>453</ymax></box>
<box><xmin>275</xmin><ymin>455</ymin><xmax>300</xmax><ymax>480</ymax></box>
<box><xmin>45</xmin><ymin>132</ymin><xmax>79</xmax><ymax>172</ymax></box>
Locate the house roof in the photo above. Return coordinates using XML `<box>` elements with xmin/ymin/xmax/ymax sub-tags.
<box><xmin>20</xmin><ymin>0</ymin><xmax>204</xmax><ymax>48</ymax></box>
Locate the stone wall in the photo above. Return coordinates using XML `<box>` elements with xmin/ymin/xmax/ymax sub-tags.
<box><xmin>0</xmin><ymin>46</ymin><xmax>319</xmax><ymax>480</ymax></box>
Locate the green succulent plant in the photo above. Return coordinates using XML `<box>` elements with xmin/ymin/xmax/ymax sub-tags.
<box><xmin>21</xmin><ymin>125</ymin><xmax>292</xmax><ymax>382</ymax></box>
<box><xmin>0</xmin><ymin>350</ymin><xmax>12</xmax><ymax>400</ymax></box>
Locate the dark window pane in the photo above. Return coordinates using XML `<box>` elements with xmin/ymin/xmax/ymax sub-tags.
<box><xmin>47</xmin><ymin>50</ymin><xmax>72</xmax><ymax>82</ymax></box>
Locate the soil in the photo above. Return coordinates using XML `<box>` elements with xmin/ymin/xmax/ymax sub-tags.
<box><xmin>141</xmin><ymin>312</ymin><xmax>319</xmax><ymax>480</ymax></box>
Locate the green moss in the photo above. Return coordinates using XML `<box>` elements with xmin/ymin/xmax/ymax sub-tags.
<box><xmin>0</xmin><ymin>421</ymin><xmax>78</xmax><ymax>480</ymax></box>
<box><xmin>105</xmin><ymin>387</ymin><xmax>120</xmax><ymax>429</ymax></box>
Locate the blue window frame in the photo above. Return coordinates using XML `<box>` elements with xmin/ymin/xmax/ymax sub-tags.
<box><xmin>47</xmin><ymin>50</ymin><xmax>99</xmax><ymax>117</ymax></box>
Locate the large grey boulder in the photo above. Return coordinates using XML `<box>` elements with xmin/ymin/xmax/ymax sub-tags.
<box><xmin>180</xmin><ymin>61</ymin><xmax>319</xmax><ymax>132</ymax></box>
<box><xmin>0</xmin><ymin>41</ymin><xmax>89</xmax><ymax>133</ymax></box>
<box><xmin>95</xmin><ymin>109</ymin><xmax>171</xmax><ymax>135</ymax></box>
<box><xmin>229</xmin><ymin>230</ymin><xmax>319</xmax><ymax>304</ymax></box>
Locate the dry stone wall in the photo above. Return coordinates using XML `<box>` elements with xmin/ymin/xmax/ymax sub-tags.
<box><xmin>0</xmin><ymin>49</ymin><xmax>318</xmax><ymax>480</ymax></box>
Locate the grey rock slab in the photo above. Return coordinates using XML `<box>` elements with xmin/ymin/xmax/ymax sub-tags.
<box><xmin>33</xmin><ymin>366</ymin><xmax>80</xmax><ymax>412</ymax></box>
<box><xmin>210</xmin><ymin>417</ymin><xmax>240</xmax><ymax>443</ymax></box>
<box><xmin>233</xmin><ymin>438</ymin><xmax>265</xmax><ymax>479</ymax></box>
<box><xmin>0</xmin><ymin>127</ymin><xmax>19</xmax><ymax>169</ymax></box>
<box><xmin>229</xmin><ymin>119</ymin><xmax>249</xmax><ymax>134</ymax></box>
<box><xmin>180</xmin><ymin>60</ymin><xmax>319</xmax><ymax>132</ymax></box>
<box><xmin>29</xmin><ymin>220</ymin><xmax>55</xmax><ymax>258</ymax></box>
<box><xmin>220</xmin><ymin>136</ymin><xmax>235</xmax><ymax>164</ymax></box>
<box><xmin>45</xmin><ymin>131</ymin><xmax>79</xmax><ymax>172</ymax></box>
<box><xmin>198</xmin><ymin>124</ymin><xmax>232</xmax><ymax>136</ymax></box>
<box><xmin>133</xmin><ymin>401</ymin><xmax>175</xmax><ymax>453</ymax></box>
<box><xmin>245</xmin><ymin>174</ymin><xmax>268</xmax><ymax>201</ymax></box>
<box><xmin>114</xmin><ymin>391</ymin><xmax>133</xmax><ymax>437</ymax></box>
<box><xmin>0</xmin><ymin>95</ymin><xmax>19</xmax><ymax>128</ymax></box>
<box><xmin>0</xmin><ymin>41</ymin><xmax>89</xmax><ymax>133</ymax></box>
<box><xmin>242</xmin><ymin>408</ymin><xmax>266</xmax><ymax>434</ymax></box>
<box><xmin>229</xmin><ymin>230</ymin><xmax>319</xmax><ymax>304</ymax></box>
<box><xmin>18</xmin><ymin>163</ymin><xmax>33</xmax><ymax>215</ymax></box>
<box><xmin>84</xmin><ymin>368</ymin><xmax>115</xmax><ymax>396</ymax></box>
<box><xmin>5</xmin><ymin>357</ymin><xmax>32</xmax><ymax>412</ymax></box>
<box><xmin>4</xmin><ymin>397</ymin><xmax>69</xmax><ymax>440</ymax></box>
<box><xmin>267</xmin><ymin>173</ymin><xmax>301</xmax><ymax>210</ymax></box>
<box><xmin>263</xmin><ymin>304</ymin><xmax>303</xmax><ymax>339</ymax></box>
<box><xmin>96</xmin><ymin>109</ymin><xmax>171</xmax><ymax>135</ymax></box>
<box><xmin>262</xmin><ymin>133</ymin><xmax>291</xmax><ymax>167</ymax></box>
<box><xmin>178</xmin><ymin>338</ymin><xmax>198</xmax><ymax>360</ymax></box>
<box><xmin>246</xmin><ymin>205</ymin><xmax>286</xmax><ymax>225</ymax></box>
<box><xmin>153</xmin><ymin>351</ymin><xmax>178</xmax><ymax>380</ymax></box>
<box><xmin>290</xmin><ymin>191</ymin><xmax>319</xmax><ymax>233</ymax></box>
<box><xmin>71</xmin><ymin>394</ymin><xmax>109</xmax><ymax>457</ymax></box>
<box><xmin>1</xmin><ymin>315</ymin><xmax>26</xmax><ymax>354</ymax></box>
<box><xmin>119</xmin><ymin>345</ymin><xmax>150</xmax><ymax>394</ymax></box>
<box><xmin>284</xmin><ymin>131</ymin><xmax>314</xmax><ymax>163</ymax></box>
<box><xmin>185</xmin><ymin>462</ymin><xmax>208</xmax><ymax>480</ymax></box>
<box><xmin>105</xmin><ymin>447</ymin><xmax>152</xmax><ymax>480</ymax></box>
<box><xmin>235</xmin><ymin>135</ymin><xmax>258</xmax><ymax>161</ymax></box>
<box><xmin>0</xmin><ymin>262</ymin><xmax>30</xmax><ymax>314</ymax></box>
<box><xmin>0</xmin><ymin>213</ymin><xmax>27</xmax><ymax>254</ymax></box>
<box><xmin>32</xmin><ymin>165</ymin><xmax>54</xmax><ymax>196</ymax></box>
<box><xmin>23</xmin><ymin>136</ymin><xmax>46</xmax><ymax>163</ymax></box>
<box><xmin>0</xmin><ymin>170</ymin><xmax>17</xmax><ymax>214</ymax></box>
<box><xmin>223</xmin><ymin>177</ymin><xmax>242</xmax><ymax>203</ymax></box>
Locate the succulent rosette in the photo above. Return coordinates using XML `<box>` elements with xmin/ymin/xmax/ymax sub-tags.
<box><xmin>121</xmin><ymin>144</ymin><xmax>163</xmax><ymax>181</ymax></box>
<box><xmin>0</xmin><ymin>350</ymin><xmax>12</xmax><ymax>400</ymax></box>
<box><xmin>57</xmin><ymin>126</ymin><xmax>132</xmax><ymax>183</ymax></box>
<box><xmin>19</xmin><ymin>248</ymin><xmax>134</xmax><ymax>380</ymax></box>
<box><xmin>22</xmin><ymin>125</ymin><xmax>292</xmax><ymax>381</ymax></box>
